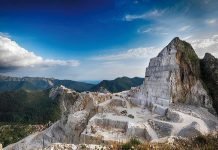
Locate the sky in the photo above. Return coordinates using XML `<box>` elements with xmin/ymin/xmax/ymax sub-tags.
<box><xmin>0</xmin><ymin>0</ymin><xmax>218</xmax><ymax>81</ymax></box>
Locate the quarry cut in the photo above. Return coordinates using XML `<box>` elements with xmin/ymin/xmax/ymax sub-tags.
<box><xmin>4</xmin><ymin>38</ymin><xmax>218</xmax><ymax>150</ymax></box>
<box><xmin>131</xmin><ymin>37</ymin><xmax>213</xmax><ymax>116</ymax></box>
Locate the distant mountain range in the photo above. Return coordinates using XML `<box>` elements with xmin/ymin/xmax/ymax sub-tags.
<box><xmin>90</xmin><ymin>77</ymin><xmax>144</xmax><ymax>93</ymax></box>
<box><xmin>0</xmin><ymin>75</ymin><xmax>144</xmax><ymax>93</ymax></box>
<box><xmin>0</xmin><ymin>75</ymin><xmax>94</xmax><ymax>92</ymax></box>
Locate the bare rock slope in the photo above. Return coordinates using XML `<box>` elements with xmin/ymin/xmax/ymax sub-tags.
<box><xmin>131</xmin><ymin>37</ymin><xmax>214</xmax><ymax>115</ymax></box>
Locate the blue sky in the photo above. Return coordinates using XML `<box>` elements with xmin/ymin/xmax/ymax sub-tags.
<box><xmin>0</xmin><ymin>0</ymin><xmax>218</xmax><ymax>81</ymax></box>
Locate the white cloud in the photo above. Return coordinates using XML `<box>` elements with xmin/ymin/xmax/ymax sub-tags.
<box><xmin>0</xmin><ymin>36</ymin><xmax>79</xmax><ymax>70</ymax></box>
<box><xmin>182</xmin><ymin>35</ymin><xmax>192</xmax><ymax>40</ymax></box>
<box><xmin>124</xmin><ymin>9</ymin><xmax>165</xmax><ymax>21</ymax></box>
<box><xmin>140</xmin><ymin>28</ymin><xmax>153</xmax><ymax>33</ymax></box>
<box><xmin>92</xmin><ymin>47</ymin><xmax>160</xmax><ymax>61</ymax></box>
<box><xmin>191</xmin><ymin>35</ymin><xmax>218</xmax><ymax>49</ymax></box>
<box><xmin>178</xmin><ymin>25</ymin><xmax>191</xmax><ymax>32</ymax></box>
<box><xmin>137</xmin><ymin>26</ymin><xmax>169</xmax><ymax>35</ymax></box>
<box><xmin>190</xmin><ymin>34</ymin><xmax>218</xmax><ymax>57</ymax></box>
<box><xmin>0</xmin><ymin>32</ymin><xmax>11</xmax><ymax>38</ymax></box>
<box><xmin>206</xmin><ymin>19</ymin><xmax>217</xmax><ymax>25</ymax></box>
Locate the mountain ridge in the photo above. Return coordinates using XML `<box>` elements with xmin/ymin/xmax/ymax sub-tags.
<box><xmin>90</xmin><ymin>76</ymin><xmax>144</xmax><ymax>93</ymax></box>
<box><xmin>0</xmin><ymin>75</ymin><xmax>94</xmax><ymax>92</ymax></box>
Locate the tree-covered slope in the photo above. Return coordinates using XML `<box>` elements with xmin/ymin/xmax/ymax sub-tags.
<box><xmin>0</xmin><ymin>89</ymin><xmax>61</xmax><ymax>124</ymax></box>
<box><xmin>90</xmin><ymin>77</ymin><xmax>144</xmax><ymax>93</ymax></box>
<box><xmin>0</xmin><ymin>75</ymin><xmax>94</xmax><ymax>92</ymax></box>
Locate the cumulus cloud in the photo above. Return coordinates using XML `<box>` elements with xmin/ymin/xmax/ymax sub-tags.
<box><xmin>0</xmin><ymin>36</ymin><xmax>79</xmax><ymax>71</ymax></box>
<box><xmin>124</xmin><ymin>9</ymin><xmax>165</xmax><ymax>21</ymax></box>
<box><xmin>191</xmin><ymin>35</ymin><xmax>218</xmax><ymax>49</ymax></box>
<box><xmin>92</xmin><ymin>47</ymin><xmax>160</xmax><ymax>61</ymax></box>
<box><xmin>190</xmin><ymin>34</ymin><xmax>218</xmax><ymax>57</ymax></box>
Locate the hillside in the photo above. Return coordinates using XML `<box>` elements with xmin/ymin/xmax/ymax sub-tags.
<box><xmin>0</xmin><ymin>75</ymin><xmax>94</xmax><ymax>92</ymax></box>
<box><xmin>0</xmin><ymin>89</ymin><xmax>61</xmax><ymax>124</ymax></box>
<box><xmin>0</xmin><ymin>89</ymin><xmax>61</xmax><ymax>147</ymax></box>
<box><xmin>90</xmin><ymin>77</ymin><xmax>144</xmax><ymax>93</ymax></box>
<box><xmin>200</xmin><ymin>53</ymin><xmax>218</xmax><ymax>113</ymax></box>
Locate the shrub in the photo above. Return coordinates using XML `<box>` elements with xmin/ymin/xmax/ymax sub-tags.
<box><xmin>127</xmin><ymin>114</ymin><xmax>134</xmax><ymax>119</ymax></box>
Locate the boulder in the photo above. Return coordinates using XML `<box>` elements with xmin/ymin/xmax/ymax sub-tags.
<box><xmin>152</xmin><ymin>104</ymin><xmax>168</xmax><ymax>116</ymax></box>
<box><xmin>177</xmin><ymin>122</ymin><xmax>202</xmax><ymax>138</ymax></box>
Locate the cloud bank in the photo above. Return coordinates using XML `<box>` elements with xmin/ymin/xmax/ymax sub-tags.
<box><xmin>0</xmin><ymin>36</ymin><xmax>79</xmax><ymax>71</ymax></box>
<box><xmin>190</xmin><ymin>34</ymin><xmax>218</xmax><ymax>57</ymax></box>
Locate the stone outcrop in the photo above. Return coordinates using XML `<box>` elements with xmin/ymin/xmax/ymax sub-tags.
<box><xmin>200</xmin><ymin>53</ymin><xmax>218</xmax><ymax>113</ymax></box>
<box><xmin>138</xmin><ymin>37</ymin><xmax>213</xmax><ymax>115</ymax></box>
<box><xmin>44</xmin><ymin>143</ymin><xmax>77</xmax><ymax>150</ymax></box>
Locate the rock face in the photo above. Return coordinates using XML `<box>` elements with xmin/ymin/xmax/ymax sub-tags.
<box><xmin>139</xmin><ymin>37</ymin><xmax>213</xmax><ymax>115</ymax></box>
<box><xmin>200</xmin><ymin>53</ymin><xmax>218</xmax><ymax>113</ymax></box>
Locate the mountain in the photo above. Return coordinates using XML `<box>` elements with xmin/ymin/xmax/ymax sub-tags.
<box><xmin>90</xmin><ymin>77</ymin><xmax>144</xmax><ymax>93</ymax></box>
<box><xmin>0</xmin><ymin>75</ymin><xmax>94</xmax><ymax>92</ymax></box>
<box><xmin>137</xmin><ymin>37</ymin><xmax>214</xmax><ymax>114</ymax></box>
<box><xmin>3</xmin><ymin>37</ymin><xmax>218</xmax><ymax>150</ymax></box>
<box><xmin>200</xmin><ymin>53</ymin><xmax>218</xmax><ymax>113</ymax></box>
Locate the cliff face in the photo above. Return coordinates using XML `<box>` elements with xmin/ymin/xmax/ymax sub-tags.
<box><xmin>174</xmin><ymin>38</ymin><xmax>200</xmax><ymax>103</ymax></box>
<box><xmin>200</xmin><ymin>53</ymin><xmax>218</xmax><ymax>113</ymax></box>
<box><xmin>141</xmin><ymin>37</ymin><xmax>213</xmax><ymax>112</ymax></box>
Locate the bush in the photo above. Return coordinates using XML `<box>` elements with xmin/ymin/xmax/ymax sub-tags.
<box><xmin>127</xmin><ymin>114</ymin><xmax>134</xmax><ymax>119</ymax></box>
<box><xmin>121</xmin><ymin>138</ymin><xmax>141</xmax><ymax>150</ymax></box>
<box><xmin>194</xmin><ymin>134</ymin><xmax>207</xmax><ymax>145</ymax></box>
<box><xmin>80</xmin><ymin>144</ymin><xmax>86</xmax><ymax>149</ymax></box>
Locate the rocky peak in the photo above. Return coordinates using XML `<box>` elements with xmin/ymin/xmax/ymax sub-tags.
<box><xmin>203</xmin><ymin>53</ymin><xmax>217</xmax><ymax>62</ymax></box>
<box><xmin>200</xmin><ymin>53</ymin><xmax>218</xmax><ymax>113</ymax></box>
<box><xmin>157</xmin><ymin>37</ymin><xmax>197</xmax><ymax>57</ymax></box>
<box><xmin>165</xmin><ymin>37</ymin><xmax>181</xmax><ymax>50</ymax></box>
<box><xmin>141</xmin><ymin>37</ymin><xmax>213</xmax><ymax>116</ymax></box>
